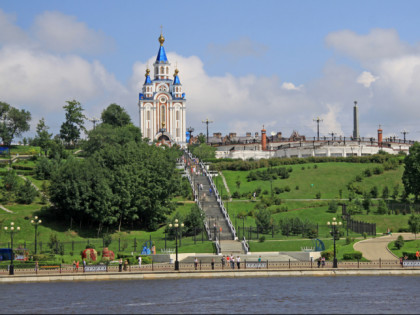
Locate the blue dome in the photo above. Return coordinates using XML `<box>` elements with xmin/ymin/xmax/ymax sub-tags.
<box><xmin>144</xmin><ymin>75</ymin><xmax>152</xmax><ymax>85</ymax></box>
<box><xmin>156</xmin><ymin>46</ymin><xmax>168</xmax><ymax>63</ymax></box>
<box><xmin>173</xmin><ymin>75</ymin><xmax>181</xmax><ymax>85</ymax></box>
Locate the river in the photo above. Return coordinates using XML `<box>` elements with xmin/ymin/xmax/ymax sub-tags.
<box><xmin>1</xmin><ymin>276</ymin><xmax>418</xmax><ymax>314</ymax></box>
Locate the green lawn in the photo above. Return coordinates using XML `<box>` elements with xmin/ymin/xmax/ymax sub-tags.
<box><xmin>388</xmin><ymin>238</ymin><xmax>420</xmax><ymax>258</ymax></box>
<box><xmin>221</xmin><ymin>163</ymin><xmax>404</xmax><ymax>200</ymax></box>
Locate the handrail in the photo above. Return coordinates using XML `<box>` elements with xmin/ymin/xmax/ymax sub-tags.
<box><xmin>184</xmin><ymin>150</ymin><xmax>237</xmax><ymax>240</ymax></box>
<box><xmin>242</xmin><ymin>236</ymin><xmax>250</xmax><ymax>254</ymax></box>
<box><xmin>214</xmin><ymin>236</ymin><xmax>221</xmax><ymax>255</ymax></box>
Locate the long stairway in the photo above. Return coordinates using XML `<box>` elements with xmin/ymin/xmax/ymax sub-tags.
<box><xmin>186</xmin><ymin>153</ymin><xmax>244</xmax><ymax>254</ymax></box>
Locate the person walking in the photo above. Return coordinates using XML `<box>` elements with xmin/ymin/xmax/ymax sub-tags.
<box><xmin>73</xmin><ymin>260</ymin><xmax>76</xmax><ymax>273</ymax></box>
<box><xmin>321</xmin><ymin>256</ymin><xmax>326</xmax><ymax>268</ymax></box>
<box><xmin>119</xmin><ymin>258</ymin><xmax>123</xmax><ymax>272</ymax></box>
<box><xmin>226</xmin><ymin>255</ymin><xmax>230</xmax><ymax>268</ymax></box>
<box><xmin>231</xmin><ymin>255</ymin><xmax>235</xmax><ymax>269</ymax></box>
<box><xmin>76</xmin><ymin>261</ymin><xmax>79</xmax><ymax>273</ymax></box>
<box><xmin>211</xmin><ymin>258</ymin><xmax>215</xmax><ymax>270</ymax></box>
<box><xmin>237</xmin><ymin>256</ymin><xmax>241</xmax><ymax>269</ymax></box>
<box><xmin>83</xmin><ymin>259</ymin><xmax>86</xmax><ymax>272</ymax></box>
<box><xmin>317</xmin><ymin>258</ymin><xmax>321</xmax><ymax>268</ymax></box>
<box><xmin>416</xmin><ymin>250</ymin><xmax>419</xmax><ymax>260</ymax></box>
<box><xmin>138</xmin><ymin>255</ymin><xmax>142</xmax><ymax>268</ymax></box>
<box><xmin>194</xmin><ymin>257</ymin><xmax>198</xmax><ymax>270</ymax></box>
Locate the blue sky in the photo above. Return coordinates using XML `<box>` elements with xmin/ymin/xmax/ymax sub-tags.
<box><xmin>1</xmin><ymin>0</ymin><xmax>420</xmax><ymax>141</ymax></box>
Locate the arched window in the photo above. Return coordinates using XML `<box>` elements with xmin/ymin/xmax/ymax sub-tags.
<box><xmin>176</xmin><ymin>111</ymin><xmax>180</xmax><ymax>120</ymax></box>
<box><xmin>160</xmin><ymin>105</ymin><xmax>166</xmax><ymax>128</ymax></box>
<box><xmin>166</xmin><ymin>67</ymin><xmax>169</xmax><ymax>74</ymax></box>
<box><xmin>160</xmin><ymin>66</ymin><xmax>164</xmax><ymax>74</ymax></box>
<box><xmin>146</xmin><ymin>111</ymin><xmax>150</xmax><ymax>120</ymax></box>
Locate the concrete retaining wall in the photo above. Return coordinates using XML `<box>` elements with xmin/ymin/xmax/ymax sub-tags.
<box><xmin>2</xmin><ymin>269</ymin><xmax>420</xmax><ymax>283</ymax></box>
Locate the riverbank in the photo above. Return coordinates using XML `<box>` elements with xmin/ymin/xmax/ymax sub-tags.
<box><xmin>2</xmin><ymin>268</ymin><xmax>420</xmax><ymax>283</ymax></box>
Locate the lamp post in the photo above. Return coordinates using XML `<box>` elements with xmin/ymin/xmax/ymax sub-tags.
<box><xmin>169</xmin><ymin>219</ymin><xmax>184</xmax><ymax>271</ymax></box>
<box><xmin>4</xmin><ymin>222</ymin><xmax>21</xmax><ymax>275</ymax></box>
<box><xmin>31</xmin><ymin>216</ymin><xmax>42</xmax><ymax>254</ymax></box>
<box><xmin>327</xmin><ymin>217</ymin><xmax>342</xmax><ymax>268</ymax></box>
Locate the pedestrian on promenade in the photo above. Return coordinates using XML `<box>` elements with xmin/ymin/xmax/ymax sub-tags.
<box><xmin>221</xmin><ymin>256</ymin><xmax>226</xmax><ymax>269</ymax></box>
<box><xmin>400</xmin><ymin>256</ymin><xmax>404</xmax><ymax>268</ymax></box>
<box><xmin>76</xmin><ymin>261</ymin><xmax>79</xmax><ymax>272</ymax></box>
<box><xmin>258</xmin><ymin>256</ymin><xmax>262</xmax><ymax>269</ymax></box>
<box><xmin>73</xmin><ymin>260</ymin><xmax>76</xmax><ymax>272</ymax></box>
<box><xmin>209</xmin><ymin>187</ymin><xmax>212</xmax><ymax>196</ymax></box>
<box><xmin>35</xmin><ymin>261</ymin><xmax>39</xmax><ymax>273</ymax></box>
<box><xmin>119</xmin><ymin>258</ymin><xmax>123</xmax><ymax>272</ymax></box>
<box><xmin>231</xmin><ymin>255</ymin><xmax>235</xmax><ymax>269</ymax></box>
<box><xmin>321</xmin><ymin>257</ymin><xmax>325</xmax><ymax>268</ymax></box>
<box><xmin>124</xmin><ymin>259</ymin><xmax>128</xmax><ymax>271</ymax></box>
<box><xmin>237</xmin><ymin>256</ymin><xmax>241</xmax><ymax>269</ymax></box>
<box><xmin>138</xmin><ymin>256</ymin><xmax>142</xmax><ymax>268</ymax></box>
<box><xmin>83</xmin><ymin>259</ymin><xmax>86</xmax><ymax>271</ymax></box>
<box><xmin>211</xmin><ymin>258</ymin><xmax>215</xmax><ymax>270</ymax></box>
<box><xmin>194</xmin><ymin>257</ymin><xmax>198</xmax><ymax>270</ymax></box>
<box><xmin>416</xmin><ymin>250</ymin><xmax>419</xmax><ymax>260</ymax></box>
<box><xmin>226</xmin><ymin>255</ymin><xmax>230</xmax><ymax>267</ymax></box>
<box><xmin>317</xmin><ymin>258</ymin><xmax>321</xmax><ymax>268</ymax></box>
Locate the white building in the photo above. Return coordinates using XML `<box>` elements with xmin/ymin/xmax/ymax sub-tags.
<box><xmin>138</xmin><ymin>32</ymin><xmax>187</xmax><ymax>146</ymax></box>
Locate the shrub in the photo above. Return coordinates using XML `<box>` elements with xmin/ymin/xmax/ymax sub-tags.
<box><xmin>315</xmin><ymin>192</ymin><xmax>321</xmax><ymax>199</ymax></box>
<box><xmin>259</xmin><ymin>236</ymin><xmax>265</xmax><ymax>243</ymax></box>
<box><xmin>295</xmin><ymin>185</ymin><xmax>299</xmax><ymax>190</ymax></box>
<box><xmin>342</xmin><ymin>252</ymin><xmax>363</xmax><ymax>260</ymax></box>
<box><xmin>321</xmin><ymin>250</ymin><xmax>333</xmax><ymax>260</ymax></box>
<box><xmin>395</xmin><ymin>235</ymin><xmax>404</xmax><ymax>249</ymax></box>
<box><xmin>232</xmin><ymin>191</ymin><xmax>240</xmax><ymax>199</ymax></box>
<box><xmin>284</xmin><ymin>185</ymin><xmax>291</xmax><ymax>192</ymax></box>
<box><xmin>327</xmin><ymin>200</ymin><xmax>338</xmax><ymax>213</ymax></box>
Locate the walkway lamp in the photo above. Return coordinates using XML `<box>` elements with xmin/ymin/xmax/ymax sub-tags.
<box><xmin>31</xmin><ymin>216</ymin><xmax>42</xmax><ymax>254</ymax></box>
<box><xmin>327</xmin><ymin>217</ymin><xmax>342</xmax><ymax>268</ymax></box>
<box><xmin>4</xmin><ymin>222</ymin><xmax>21</xmax><ymax>275</ymax></box>
<box><xmin>169</xmin><ymin>219</ymin><xmax>184</xmax><ymax>271</ymax></box>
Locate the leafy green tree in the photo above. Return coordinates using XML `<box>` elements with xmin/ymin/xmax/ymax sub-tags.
<box><xmin>190</xmin><ymin>143</ymin><xmax>216</xmax><ymax>160</ymax></box>
<box><xmin>16</xmin><ymin>179</ymin><xmax>39</xmax><ymax>204</ymax></box>
<box><xmin>408</xmin><ymin>214</ymin><xmax>420</xmax><ymax>239</ymax></box>
<box><xmin>382</xmin><ymin>186</ymin><xmax>389</xmax><ymax>200</ymax></box>
<box><xmin>184</xmin><ymin>204</ymin><xmax>204</xmax><ymax>236</ymax></box>
<box><xmin>370</xmin><ymin>186</ymin><xmax>379</xmax><ymax>198</ymax></box>
<box><xmin>363</xmin><ymin>193</ymin><xmax>371</xmax><ymax>214</ymax></box>
<box><xmin>34</xmin><ymin>118</ymin><xmax>52</xmax><ymax>155</ymax></box>
<box><xmin>59</xmin><ymin>100</ymin><xmax>86</xmax><ymax>147</ymax></box>
<box><xmin>2</xmin><ymin>170</ymin><xmax>19</xmax><ymax>192</ymax></box>
<box><xmin>0</xmin><ymin>101</ymin><xmax>31</xmax><ymax>146</ymax></box>
<box><xmin>254</xmin><ymin>207</ymin><xmax>272</xmax><ymax>233</ymax></box>
<box><xmin>376</xmin><ymin>199</ymin><xmax>388</xmax><ymax>215</ymax></box>
<box><xmin>101</xmin><ymin>103</ymin><xmax>131</xmax><ymax>127</ymax></box>
<box><xmin>395</xmin><ymin>235</ymin><xmax>404</xmax><ymax>250</ymax></box>
<box><xmin>403</xmin><ymin>142</ymin><xmax>420</xmax><ymax>201</ymax></box>
<box><xmin>197</xmin><ymin>133</ymin><xmax>206</xmax><ymax>144</ymax></box>
<box><xmin>392</xmin><ymin>184</ymin><xmax>400</xmax><ymax>200</ymax></box>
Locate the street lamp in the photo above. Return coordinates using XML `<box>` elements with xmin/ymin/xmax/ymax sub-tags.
<box><xmin>4</xmin><ymin>222</ymin><xmax>21</xmax><ymax>275</ymax></box>
<box><xmin>31</xmin><ymin>216</ymin><xmax>42</xmax><ymax>254</ymax></box>
<box><xmin>169</xmin><ymin>219</ymin><xmax>184</xmax><ymax>271</ymax></box>
<box><xmin>327</xmin><ymin>217</ymin><xmax>342</xmax><ymax>268</ymax></box>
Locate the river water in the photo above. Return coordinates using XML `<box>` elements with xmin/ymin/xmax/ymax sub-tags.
<box><xmin>1</xmin><ymin>276</ymin><xmax>418</xmax><ymax>314</ymax></box>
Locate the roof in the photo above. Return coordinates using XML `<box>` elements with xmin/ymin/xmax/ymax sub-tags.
<box><xmin>156</xmin><ymin>45</ymin><xmax>168</xmax><ymax>63</ymax></box>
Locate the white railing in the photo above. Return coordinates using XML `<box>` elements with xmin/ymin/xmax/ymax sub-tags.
<box><xmin>184</xmin><ymin>150</ymin><xmax>237</xmax><ymax>240</ymax></box>
<box><xmin>242</xmin><ymin>236</ymin><xmax>250</xmax><ymax>254</ymax></box>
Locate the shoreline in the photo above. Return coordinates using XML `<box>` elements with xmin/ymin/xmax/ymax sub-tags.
<box><xmin>1</xmin><ymin>268</ymin><xmax>420</xmax><ymax>283</ymax></box>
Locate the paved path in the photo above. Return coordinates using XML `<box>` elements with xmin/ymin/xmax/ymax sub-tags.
<box><xmin>0</xmin><ymin>204</ymin><xmax>13</xmax><ymax>213</ymax></box>
<box><xmin>353</xmin><ymin>233</ymin><xmax>416</xmax><ymax>261</ymax></box>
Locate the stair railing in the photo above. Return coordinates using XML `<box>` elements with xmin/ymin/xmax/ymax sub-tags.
<box><xmin>242</xmin><ymin>236</ymin><xmax>250</xmax><ymax>254</ymax></box>
<box><xmin>200</xmin><ymin>161</ymin><xmax>237</xmax><ymax>240</ymax></box>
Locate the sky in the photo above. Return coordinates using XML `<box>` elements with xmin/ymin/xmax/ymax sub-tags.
<box><xmin>1</xmin><ymin>0</ymin><xmax>420</xmax><ymax>141</ymax></box>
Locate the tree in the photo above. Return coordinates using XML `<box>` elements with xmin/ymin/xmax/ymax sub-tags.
<box><xmin>408</xmin><ymin>214</ymin><xmax>420</xmax><ymax>239</ymax></box>
<box><xmin>403</xmin><ymin>142</ymin><xmax>420</xmax><ymax>201</ymax></box>
<box><xmin>197</xmin><ymin>133</ymin><xmax>206</xmax><ymax>144</ymax></box>
<box><xmin>59</xmin><ymin>100</ymin><xmax>86</xmax><ymax>147</ymax></box>
<box><xmin>327</xmin><ymin>200</ymin><xmax>338</xmax><ymax>213</ymax></box>
<box><xmin>395</xmin><ymin>235</ymin><xmax>404</xmax><ymax>250</ymax></box>
<box><xmin>101</xmin><ymin>103</ymin><xmax>131</xmax><ymax>127</ymax></box>
<box><xmin>2</xmin><ymin>170</ymin><xmax>19</xmax><ymax>192</ymax></box>
<box><xmin>16</xmin><ymin>179</ymin><xmax>39</xmax><ymax>204</ymax></box>
<box><xmin>376</xmin><ymin>199</ymin><xmax>388</xmax><ymax>215</ymax></box>
<box><xmin>370</xmin><ymin>186</ymin><xmax>379</xmax><ymax>198</ymax></box>
<box><xmin>382</xmin><ymin>186</ymin><xmax>389</xmax><ymax>200</ymax></box>
<box><xmin>34</xmin><ymin>118</ymin><xmax>52</xmax><ymax>155</ymax></box>
<box><xmin>0</xmin><ymin>101</ymin><xmax>31</xmax><ymax>146</ymax></box>
<box><xmin>184</xmin><ymin>204</ymin><xmax>204</xmax><ymax>236</ymax></box>
<box><xmin>190</xmin><ymin>143</ymin><xmax>216</xmax><ymax>160</ymax></box>
<box><xmin>254</xmin><ymin>207</ymin><xmax>272</xmax><ymax>233</ymax></box>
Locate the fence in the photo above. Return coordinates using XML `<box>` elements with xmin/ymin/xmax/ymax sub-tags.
<box><xmin>342</xmin><ymin>205</ymin><xmax>376</xmax><ymax>235</ymax></box>
<box><xmin>0</xmin><ymin>258</ymin><xmax>417</xmax><ymax>275</ymax></box>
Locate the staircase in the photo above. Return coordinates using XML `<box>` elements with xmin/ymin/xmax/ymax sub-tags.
<box><xmin>192</xmin><ymin>174</ymin><xmax>233</xmax><ymax>240</ymax></box>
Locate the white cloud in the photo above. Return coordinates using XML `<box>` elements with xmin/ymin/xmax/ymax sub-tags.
<box><xmin>32</xmin><ymin>11</ymin><xmax>115</xmax><ymax>54</ymax></box>
<box><xmin>0</xmin><ymin>9</ymin><xmax>30</xmax><ymax>46</ymax></box>
<box><xmin>357</xmin><ymin>71</ymin><xmax>378</xmax><ymax>88</ymax></box>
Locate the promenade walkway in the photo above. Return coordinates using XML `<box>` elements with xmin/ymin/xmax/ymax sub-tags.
<box><xmin>354</xmin><ymin>233</ymin><xmax>416</xmax><ymax>261</ymax></box>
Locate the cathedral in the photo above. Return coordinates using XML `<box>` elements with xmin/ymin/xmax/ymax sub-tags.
<box><xmin>138</xmin><ymin>32</ymin><xmax>187</xmax><ymax>146</ymax></box>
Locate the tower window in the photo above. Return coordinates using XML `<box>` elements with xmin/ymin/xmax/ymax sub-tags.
<box><xmin>146</xmin><ymin>111</ymin><xmax>150</xmax><ymax>120</ymax></box>
<box><xmin>176</xmin><ymin>111</ymin><xmax>180</xmax><ymax>120</ymax></box>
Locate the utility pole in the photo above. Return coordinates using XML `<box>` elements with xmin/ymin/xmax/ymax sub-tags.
<box><xmin>202</xmin><ymin>118</ymin><xmax>213</xmax><ymax>144</ymax></box>
<box><xmin>401</xmin><ymin>129</ymin><xmax>409</xmax><ymax>143</ymax></box>
<box><xmin>313</xmin><ymin>117</ymin><xmax>323</xmax><ymax>141</ymax></box>
<box><xmin>88</xmin><ymin>117</ymin><xmax>99</xmax><ymax>130</ymax></box>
